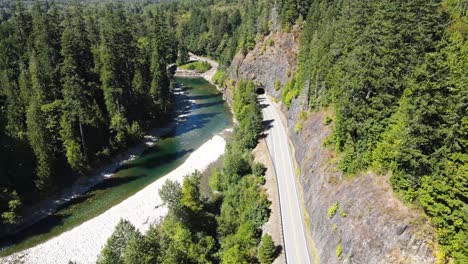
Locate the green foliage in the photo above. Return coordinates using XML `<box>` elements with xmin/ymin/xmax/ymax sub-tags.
<box><xmin>336</xmin><ymin>241</ymin><xmax>342</xmax><ymax>260</ymax></box>
<box><xmin>280</xmin><ymin>0</ymin><xmax>299</xmax><ymax>30</ymax></box>
<box><xmin>258</xmin><ymin>234</ymin><xmax>276</xmax><ymax>264</ymax></box>
<box><xmin>218</xmin><ymin>175</ymin><xmax>270</xmax><ymax>237</ymax></box>
<box><xmin>100</xmin><ymin>161</ymin><xmax>269</xmax><ymax>264</ymax></box>
<box><xmin>122</xmin><ymin>231</ymin><xmax>152</xmax><ymax>264</ymax></box>
<box><xmin>212</xmin><ymin>68</ymin><xmax>228</xmax><ymax>86</ymax></box>
<box><xmin>180</xmin><ymin>61</ymin><xmax>212</xmax><ymax>73</ymax></box>
<box><xmin>274</xmin><ymin>80</ymin><xmax>281</xmax><ymax>91</ymax></box>
<box><xmin>220</xmin><ymin>221</ymin><xmax>261</xmax><ymax>263</ymax></box>
<box><xmin>259</xmin><ymin>45</ymin><xmax>266</xmax><ymax>55</ymax></box>
<box><xmin>159</xmin><ymin>180</ymin><xmax>182</xmax><ymax>210</ymax></box>
<box><xmin>294</xmin><ymin>121</ymin><xmax>303</xmax><ymax>133</ymax></box>
<box><xmin>0</xmin><ymin>0</ymin><xmax>284</xmax><ymax>230</ymax></box>
<box><xmin>327</xmin><ymin>202</ymin><xmax>339</xmax><ymax>219</ymax></box>
<box><xmin>181</xmin><ymin>172</ymin><xmax>203</xmax><ymax>213</ymax></box>
<box><xmin>176</xmin><ymin>46</ymin><xmax>189</xmax><ymax>66</ymax></box>
<box><xmin>0</xmin><ymin>189</ymin><xmax>21</xmax><ymax>226</ymax></box>
<box><xmin>232</xmin><ymin>80</ymin><xmax>263</xmax><ymax>149</ymax></box>
<box><xmin>281</xmin><ymin>74</ymin><xmax>298</xmax><ymax>108</ymax></box>
<box><xmin>293</xmin><ymin>0</ymin><xmax>467</xmax><ymax>260</ymax></box>
<box><xmin>0</xmin><ymin>1</ymin><xmax>176</xmax><ymax>232</ymax></box>
<box><xmin>97</xmin><ymin>219</ymin><xmax>138</xmax><ymax>264</ymax></box>
<box><xmin>252</xmin><ymin>162</ymin><xmax>267</xmax><ymax>178</ymax></box>
<box><xmin>331</xmin><ymin>224</ymin><xmax>338</xmax><ymax>233</ymax></box>
<box><xmin>339</xmin><ymin>209</ymin><xmax>347</xmax><ymax>218</ymax></box>
<box><xmin>209</xmin><ymin>168</ymin><xmax>222</xmax><ymax>192</ymax></box>
<box><xmin>324</xmin><ymin>116</ymin><xmax>332</xmax><ymax>126</ymax></box>
<box><xmin>156</xmin><ymin>220</ymin><xmax>216</xmax><ymax>264</ymax></box>
<box><xmin>267</xmin><ymin>38</ymin><xmax>274</xmax><ymax>47</ymax></box>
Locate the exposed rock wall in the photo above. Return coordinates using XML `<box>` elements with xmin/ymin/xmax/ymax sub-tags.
<box><xmin>230</xmin><ymin>30</ymin><xmax>300</xmax><ymax>100</ymax></box>
<box><xmin>228</xmin><ymin>31</ymin><xmax>437</xmax><ymax>264</ymax></box>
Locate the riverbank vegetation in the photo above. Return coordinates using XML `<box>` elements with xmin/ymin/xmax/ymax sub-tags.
<box><xmin>98</xmin><ymin>79</ymin><xmax>276</xmax><ymax>263</ymax></box>
<box><xmin>0</xmin><ymin>1</ymin><xmax>174</xmax><ymax>235</ymax></box>
<box><xmin>1</xmin><ymin>0</ymin><xmax>276</xmax><ymax>236</ymax></box>
<box><xmin>180</xmin><ymin>61</ymin><xmax>212</xmax><ymax>73</ymax></box>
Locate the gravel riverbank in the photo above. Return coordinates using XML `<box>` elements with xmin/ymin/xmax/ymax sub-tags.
<box><xmin>1</xmin><ymin>135</ymin><xmax>226</xmax><ymax>264</ymax></box>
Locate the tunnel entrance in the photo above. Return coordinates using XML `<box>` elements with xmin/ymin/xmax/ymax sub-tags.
<box><xmin>255</xmin><ymin>87</ymin><xmax>265</xmax><ymax>95</ymax></box>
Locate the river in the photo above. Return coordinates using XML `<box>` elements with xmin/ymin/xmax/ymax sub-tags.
<box><xmin>0</xmin><ymin>76</ymin><xmax>232</xmax><ymax>257</ymax></box>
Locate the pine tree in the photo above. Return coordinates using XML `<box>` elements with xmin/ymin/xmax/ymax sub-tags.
<box><xmin>150</xmin><ymin>13</ymin><xmax>171</xmax><ymax>113</ymax></box>
<box><xmin>27</xmin><ymin>51</ymin><xmax>56</xmax><ymax>191</ymax></box>
<box><xmin>122</xmin><ymin>232</ymin><xmax>149</xmax><ymax>264</ymax></box>
<box><xmin>97</xmin><ymin>219</ymin><xmax>138</xmax><ymax>264</ymax></box>
<box><xmin>258</xmin><ymin>234</ymin><xmax>276</xmax><ymax>264</ymax></box>
<box><xmin>60</xmin><ymin>9</ymin><xmax>101</xmax><ymax>171</ymax></box>
<box><xmin>181</xmin><ymin>173</ymin><xmax>203</xmax><ymax>213</ymax></box>
<box><xmin>99</xmin><ymin>4</ymin><xmax>136</xmax><ymax>147</ymax></box>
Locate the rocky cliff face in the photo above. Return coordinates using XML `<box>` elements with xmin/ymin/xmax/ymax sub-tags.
<box><xmin>230</xmin><ymin>30</ymin><xmax>300</xmax><ymax>99</ymax></box>
<box><xmin>228</xmin><ymin>31</ymin><xmax>437</xmax><ymax>264</ymax></box>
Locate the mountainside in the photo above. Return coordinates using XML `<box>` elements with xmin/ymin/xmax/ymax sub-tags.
<box><xmin>228</xmin><ymin>30</ymin><xmax>438</xmax><ymax>264</ymax></box>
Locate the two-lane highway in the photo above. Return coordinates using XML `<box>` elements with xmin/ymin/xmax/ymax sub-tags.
<box><xmin>260</xmin><ymin>94</ymin><xmax>311</xmax><ymax>264</ymax></box>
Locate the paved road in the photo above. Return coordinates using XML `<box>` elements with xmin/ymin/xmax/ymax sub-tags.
<box><xmin>260</xmin><ymin>94</ymin><xmax>311</xmax><ymax>264</ymax></box>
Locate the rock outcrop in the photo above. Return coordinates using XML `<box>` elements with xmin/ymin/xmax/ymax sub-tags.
<box><xmin>230</xmin><ymin>30</ymin><xmax>300</xmax><ymax>99</ymax></box>
<box><xmin>227</xmin><ymin>31</ymin><xmax>437</xmax><ymax>264</ymax></box>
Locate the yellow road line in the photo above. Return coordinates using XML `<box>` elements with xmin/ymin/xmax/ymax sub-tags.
<box><xmin>267</xmin><ymin>105</ymin><xmax>304</xmax><ymax>264</ymax></box>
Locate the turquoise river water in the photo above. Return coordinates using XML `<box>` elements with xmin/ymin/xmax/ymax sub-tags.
<box><xmin>0</xmin><ymin>77</ymin><xmax>232</xmax><ymax>256</ymax></box>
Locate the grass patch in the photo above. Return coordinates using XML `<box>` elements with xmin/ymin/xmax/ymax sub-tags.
<box><xmin>259</xmin><ymin>45</ymin><xmax>266</xmax><ymax>55</ymax></box>
<box><xmin>274</xmin><ymin>80</ymin><xmax>281</xmax><ymax>91</ymax></box>
<box><xmin>331</xmin><ymin>223</ymin><xmax>338</xmax><ymax>233</ymax></box>
<box><xmin>339</xmin><ymin>209</ymin><xmax>348</xmax><ymax>218</ymax></box>
<box><xmin>327</xmin><ymin>202</ymin><xmax>340</xmax><ymax>219</ymax></box>
<box><xmin>180</xmin><ymin>61</ymin><xmax>212</xmax><ymax>73</ymax></box>
<box><xmin>267</xmin><ymin>38</ymin><xmax>274</xmax><ymax>47</ymax></box>
<box><xmin>294</xmin><ymin>121</ymin><xmax>303</xmax><ymax>133</ymax></box>
<box><xmin>324</xmin><ymin>116</ymin><xmax>332</xmax><ymax>125</ymax></box>
<box><xmin>336</xmin><ymin>240</ymin><xmax>343</xmax><ymax>260</ymax></box>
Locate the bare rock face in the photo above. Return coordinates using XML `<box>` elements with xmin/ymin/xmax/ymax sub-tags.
<box><xmin>289</xmin><ymin>110</ymin><xmax>436</xmax><ymax>264</ymax></box>
<box><xmin>230</xmin><ymin>30</ymin><xmax>300</xmax><ymax>99</ymax></box>
<box><xmin>228</xmin><ymin>31</ymin><xmax>437</xmax><ymax>264</ymax></box>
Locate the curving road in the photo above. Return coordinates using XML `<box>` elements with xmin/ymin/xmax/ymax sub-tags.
<box><xmin>260</xmin><ymin>94</ymin><xmax>312</xmax><ymax>264</ymax></box>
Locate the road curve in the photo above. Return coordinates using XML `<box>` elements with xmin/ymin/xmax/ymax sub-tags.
<box><xmin>260</xmin><ymin>94</ymin><xmax>311</xmax><ymax>264</ymax></box>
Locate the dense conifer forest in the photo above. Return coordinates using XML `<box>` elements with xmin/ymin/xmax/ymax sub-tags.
<box><xmin>0</xmin><ymin>0</ymin><xmax>466</xmax><ymax>262</ymax></box>
<box><xmin>0</xmin><ymin>0</ymin><xmax>175</xmax><ymax>234</ymax></box>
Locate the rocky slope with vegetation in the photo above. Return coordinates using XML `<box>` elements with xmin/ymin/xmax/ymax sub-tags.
<box><xmin>227</xmin><ymin>15</ymin><xmax>443</xmax><ymax>264</ymax></box>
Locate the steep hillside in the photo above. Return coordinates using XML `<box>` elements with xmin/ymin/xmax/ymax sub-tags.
<box><xmin>229</xmin><ymin>31</ymin><xmax>438</xmax><ymax>264</ymax></box>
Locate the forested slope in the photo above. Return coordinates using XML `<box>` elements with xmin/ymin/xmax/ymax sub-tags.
<box><xmin>0</xmin><ymin>1</ymin><xmax>175</xmax><ymax>235</ymax></box>
<box><xmin>283</xmin><ymin>0</ymin><xmax>467</xmax><ymax>261</ymax></box>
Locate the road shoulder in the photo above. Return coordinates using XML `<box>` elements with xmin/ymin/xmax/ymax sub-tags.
<box><xmin>253</xmin><ymin>138</ymin><xmax>286</xmax><ymax>264</ymax></box>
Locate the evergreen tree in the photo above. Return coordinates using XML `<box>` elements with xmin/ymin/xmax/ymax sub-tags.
<box><xmin>27</xmin><ymin>51</ymin><xmax>55</xmax><ymax>191</ymax></box>
<box><xmin>150</xmin><ymin>13</ymin><xmax>171</xmax><ymax>113</ymax></box>
<box><xmin>180</xmin><ymin>173</ymin><xmax>203</xmax><ymax>213</ymax></box>
<box><xmin>97</xmin><ymin>219</ymin><xmax>138</xmax><ymax>264</ymax></box>
<box><xmin>122</xmin><ymin>231</ymin><xmax>150</xmax><ymax>264</ymax></box>
<box><xmin>60</xmin><ymin>9</ymin><xmax>102</xmax><ymax>171</ymax></box>
<box><xmin>99</xmin><ymin>3</ymin><xmax>136</xmax><ymax>147</ymax></box>
<box><xmin>258</xmin><ymin>234</ymin><xmax>276</xmax><ymax>264</ymax></box>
